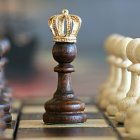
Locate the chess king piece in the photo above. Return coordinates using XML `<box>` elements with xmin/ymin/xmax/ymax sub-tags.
<box><xmin>99</xmin><ymin>35</ymin><xmax>123</xmax><ymax>110</ymax></box>
<box><xmin>43</xmin><ymin>9</ymin><xmax>87</xmax><ymax>124</ymax></box>
<box><xmin>107</xmin><ymin>37</ymin><xmax>132</xmax><ymax>116</ymax></box>
<box><xmin>115</xmin><ymin>38</ymin><xmax>140</xmax><ymax>123</ymax></box>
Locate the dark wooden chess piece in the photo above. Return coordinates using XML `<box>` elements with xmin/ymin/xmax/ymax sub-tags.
<box><xmin>43</xmin><ymin>9</ymin><xmax>87</xmax><ymax>124</ymax></box>
<box><xmin>0</xmin><ymin>39</ymin><xmax>12</xmax><ymax>124</ymax></box>
<box><xmin>0</xmin><ymin>39</ymin><xmax>12</xmax><ymax>102</ymax></box>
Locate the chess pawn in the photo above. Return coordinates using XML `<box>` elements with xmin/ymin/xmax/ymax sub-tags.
<box><xmin>43</xmin><ymin>9</ymin><xmax>86</xmax><ymax>124</ymax></box>
<box><xmin>99</xmin><ymin>35</ymin><xmax>123</xmax><ymax>110</ymax></box>
<box><xmin>98</xmin><ymin>34</ymin><xmax>121</xmax><ymax>103</ymax></box>
<box><xmin>115</xmin><ymin>38</ymin><xmax>140</xmax><ymax>123</ymax></box>
<box><xmin>125</xmin><ymin>44</ymin><xmax>140</xmax><ymax>132</ymax></box>
<box><xmin>107</xmin><ymin>37</ymin><xmax>132</xmax><ymax>116</ymax></box>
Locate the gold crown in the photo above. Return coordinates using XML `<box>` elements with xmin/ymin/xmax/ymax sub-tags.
<box><xmin>48</xmin><ymin>9</ymin><xmax>82</xmax><ymax>43</ymax></box>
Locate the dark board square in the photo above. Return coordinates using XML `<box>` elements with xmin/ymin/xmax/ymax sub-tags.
<box><xmin>17</xmin><ymin>127</ymin><xmax>119</xmax><ymax>138</ymax></box>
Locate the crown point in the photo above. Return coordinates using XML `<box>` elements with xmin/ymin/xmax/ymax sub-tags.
<box><xmin>62</xmin><ymin>9</ymin><xmax>69</xmax><ymax>15</ymax></box>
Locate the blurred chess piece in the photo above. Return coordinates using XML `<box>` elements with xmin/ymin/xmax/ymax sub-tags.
<box><xmin>0</xmin><ymin>39</ymin><xmax>12</xmax><ymax>102</ymax></box>
<box><xmin>115</xmin><ymin>38</ymin><xmax>140</xmax><ymax>123</ymax></box>
<box><xmin>106</xmin><ymin>37</ymin><xmax>132</xmax><ymax>116</ymax></box>
<box><xmin>98</xmin><ymin>34</ymin><xmax>118</xmax><ymax>103</ymax></box>
<box><xmin>99</xmin><ymin>35</ymin><xmax>123</xmax><ymax>110</ymax></box>
<box><xmin>124</xmin><ymin>44</ymin><xmax>140</xmax><ymax>134</ymax></box>
<box><xmin>0</xmin><ymin>39</ymin><xmax>12</xmax><ymax>125</ymax></box>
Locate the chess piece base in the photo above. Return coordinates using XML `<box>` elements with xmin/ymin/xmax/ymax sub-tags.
<box><xmin>43</xmin><ymin>97</ymin><xmax>87</xmax><ymax>124</ymax></box>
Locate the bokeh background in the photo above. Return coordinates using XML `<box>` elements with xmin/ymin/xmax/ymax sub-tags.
<box><xmin>0</xmin><ymin>0</ymin><xmax>140</xmax><ymax>98</ymax></box>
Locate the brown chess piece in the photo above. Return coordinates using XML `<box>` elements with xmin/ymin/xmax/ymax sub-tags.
<box><xmin>43</xmin><ymin>9</ymin><xmax>87</xmax><ymax>124</ymax></box>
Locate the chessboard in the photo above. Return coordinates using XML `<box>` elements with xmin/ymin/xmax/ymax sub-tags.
<box><xmin>1</xmin><ymin>96</ymin><xmax>130</xmax><ymax>140</ymax></box>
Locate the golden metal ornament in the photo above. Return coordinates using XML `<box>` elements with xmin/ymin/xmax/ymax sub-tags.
<box><xmin>48</xmin><ymin>9</ymin><xmax>82</xmax><ymax>43</ymax></box>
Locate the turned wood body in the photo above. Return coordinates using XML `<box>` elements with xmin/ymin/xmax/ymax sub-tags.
<box><xmin>43</xmin><ymin>42</ymin><xmax>86</xmax><ymax>124</ymax></box>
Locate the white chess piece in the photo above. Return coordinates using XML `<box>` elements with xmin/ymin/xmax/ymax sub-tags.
<box><xmin>98</xmin><ymin>34</ymin><xmax>120</xmax><ymax>104</ymax></box>
<box><xmin>99</xmin><ymin>35</ymin><xmax>123</xmax><ymax>110</ymax></box>
<box><xmin>125</xmin><ymin>44</ymin><xmax>140</xmax><ymax>133</ymax></box>
<box><xmin>115</xmin><ymin>38</ymin><xmax>140</xmax><ymax>123</ymax></box>
<box><xmin>106</xmin><ymin>37</ymin><xmax>132</xmax><ymax>116</ymax></box>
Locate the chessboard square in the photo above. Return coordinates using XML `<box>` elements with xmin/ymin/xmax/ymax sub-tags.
<box><xmin>22</xmin><ymin>105</ymin><xmax>44</xmax><ymax>113</ymax></box>
<box><xmin>12</xmin><ymin>100</ymin><xmax>22</xmax><ymax>109</ymax></box>
<box><xmin>85</xmin><ymin>105</ymin><xmax>99</xmax><ymax>113</ymax></box>
<box><xmin>19</xmin><ymin>119</ymin><xmax>109</xmax><ymax>129</ymax></box>
<box><xmin>12</xmin><ymin>113</ymin><xmax>18</xmax><ymax>121</ymax></box>
<box><xmin>87</xmin><ymin>112</ymin><xmax>104</xmax><ymax>119</ymax></box>
<box><xmin>23</xmin><ymin>97</ymin><xmax>49</xmax><ymax>105</ymax></box>
<box><xmin>4</xmin><ymin>129</ymin><xmax>14</xmax><ymax>139</ymax></box>
<box><xmin>80</xmin><ymin>96</ymin><xmax>95</xmax><ymax>104</ymax></box>
<box><xmin>17</xmin><ymin>137</ymin><xmax>118</xmax><ymax>140</ymax></box>
<box><xmin>17</xmin><ymin>127</ymin><xmax>117</xmax><ymax>138</ymax></box>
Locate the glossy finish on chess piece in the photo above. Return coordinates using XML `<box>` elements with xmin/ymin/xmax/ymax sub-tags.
<box><xmin>43</xmin><ymin>43</ymin><xmax>87</xmax><ymax>124</ymax></box>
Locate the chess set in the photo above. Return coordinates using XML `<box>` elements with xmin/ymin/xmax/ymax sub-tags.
<box><xmin>0</xmin><ymin>9</ymin><xmax>140</xmax><ymax>140</ymax></box>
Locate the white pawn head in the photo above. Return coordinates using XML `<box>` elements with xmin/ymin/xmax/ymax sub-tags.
<box><xmin>109</xmin><ymin>35</ymin><xmax>124</xmax><ymax>57</ymax></box>
<box><xmin>126</xmin><ymin>38</ymin><xmax>140</xmax><ymax>64</ymax></box>
<box><xmin>135</xmin><ymin>43</ymin><xmax>140</xmax><ymax>64</ymax></box>
<box><xmin>104</xmin><ymin>34</ymin><xmax>121</xmax><ymax>55</ymax></box>
<box><xmin>116</xmin><ymin>37</ymin><xmax>133</xmax><ymax>60</ymax></box>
